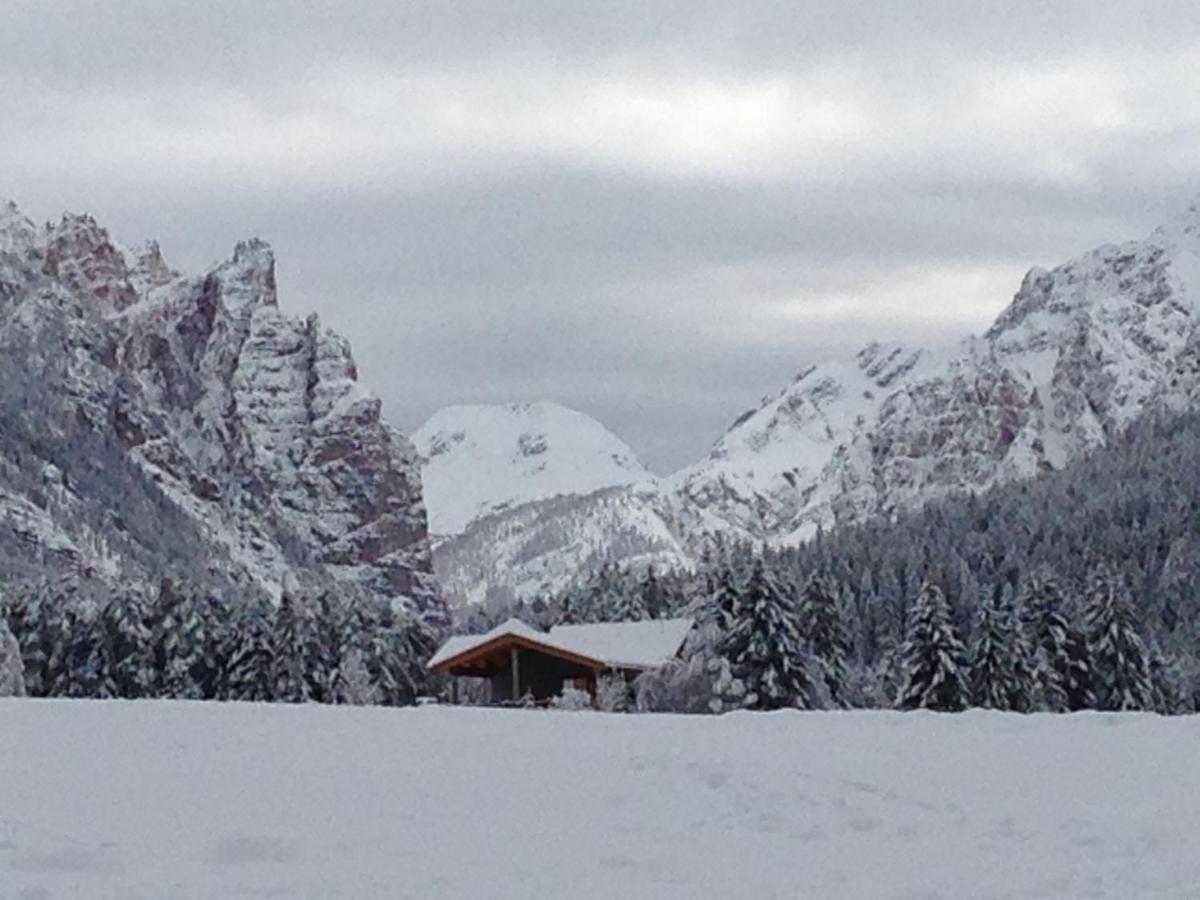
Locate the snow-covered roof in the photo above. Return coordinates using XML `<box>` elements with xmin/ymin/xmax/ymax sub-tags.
<box><xmin>428</xmin><ymin>617</ymin><xmax>692</xmax><ymax>672</ymax></box>
<box><xmin>427</xmin><ymin>618</ymin><xmax>547</xmax><ymax>669</ymax></box>
<box><xmin>546</xmin><ymin>619</ymin><xmax>694</xmax><ymax>670</ymax></box>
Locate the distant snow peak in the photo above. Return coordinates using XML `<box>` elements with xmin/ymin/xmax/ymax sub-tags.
<box><xmin>414</xmin><ymin>400</ymin><xmax>651</xmax><ymax>536</ymax></box>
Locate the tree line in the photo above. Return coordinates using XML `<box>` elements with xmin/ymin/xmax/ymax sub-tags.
<box><xmin>0</xmin><ymin>579</ymin><xmax>435</xmax><ymax>705</ymax></box>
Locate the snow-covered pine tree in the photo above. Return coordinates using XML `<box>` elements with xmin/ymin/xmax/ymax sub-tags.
<box><xmin>2</xmin><ymin>591</ymin><xmax>42</xmax><ymax>695</ymax></box>
<box><xmin>711</xmin><ymin>567</ymin><xmax>741</xmax><ymax>633</ymax></box>
<box><xmin>40</xmin><ymin>592</ymin><xmax>78</xmax><ymax>698</ymax></box>
<box><xmin>895</xmin><ymin>582</ymin><xmax>970</xmax><ymax>712</ymax></box>
<box><xmin>368</xmin><ymin>603</ymin><xmax>435</xmax><ymax>706</ymax></box>
<box><xmin>98</xmin><ymin>592</ymin><xmax>153</xmax><ymax>699</ymax></box>
<box><xmin>26</xmin><ymin>594</ymin><xmax>61</xmax><ymax>698</ymax></box>
<box><xmin>0</xmin><ymin>603</ymin><xmax>26</xmax><ymax>697</ymax></box>
<box><xmin>572</xmin><ymin>565</ymin><xmax>623</xmax><ymax>623</ymax></box>
<box><xmin>1085</xmin><ymin>570</ymin><xmax>1156</xmax><ymax>711</ymax></box>
<box><xmin>143</xmin><ymin>579</ymin><xmax>199</xmax><ymax>698</ymax></box>
<box><xmin>1021</xmin><ymin>575</ymin><xmax>1093</xmax><ymax>711</ymax></box>
<box><xmin>336</xmin><ymin>647</ymin><xmax>379</xmax><ymax>705</ymax></box>
<box><xmin>161</xmin><ymin>591</ymin><xmax>205</xmax><ymax>700</ymax></box>
<box><xmin>1148</xmin><ymin>647</ymin><xmax>1190</xmax><ymax>714</ymax></box>
<box><xmin>60</xmin><ymin>601</ymin><xmax>104</xmax><ymax>698</ymax></box>
<box><xmin>226</xmin><ymin>602</ymin><xmax>275</xmax><ymax>702</ymax></box>
<box><xmin>270</xmin><ymin>592</ymin><xmax>315</xmax><ymax>703</ymax></box>
<box><xmin>309</xmin><ymin>592</ymin><xmax>349</xmax><ymax>703</ymax></box>
<box><xmin>969</xmin><ymin>592</ymin><xmax>1034</xmax><ymax>712</ymax></box>
<box><xmin>797</xmin><ymin>572</ymin><xmax>849</xmax><ymax>706</ymax></box>
<box><xmin>712</xmin><ymin>559</ymin><xmax>813</xmax><ymax>711</ymax></box>
<box><xmin>610</xmin><ymin>592</ymin><xmax>649</xmax><ymax>623</ymax></box>
<box><xmin>638</xmin><ymin>568</ymin><xmax>667</xmax><ymax>620</ymax></box>
<box><xmin>557</xmin><ymin>593</ymin><xmax>583</xmax><ymax>625</ymax></box>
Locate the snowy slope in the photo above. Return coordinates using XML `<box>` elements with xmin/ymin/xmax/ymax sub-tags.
<box><xmin>3</xmin><ymin>700</ymin><xmax>1199</xmax><ymax>899</ymax></box>
<box><xmin>433</xmin><ymin>483</ymin><xmax>687</xmax><ymax>607</ymax></box>
<box><xmin>414</xmin><ymin>401</ymin><xmax>650</xmax><ymax>535</ymax></box>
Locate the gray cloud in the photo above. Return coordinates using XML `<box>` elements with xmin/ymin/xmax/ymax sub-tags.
<box><xmin>3</xmin><ymin>2</ymin><xmax>1199</xmax><ymax>470</ymax></box>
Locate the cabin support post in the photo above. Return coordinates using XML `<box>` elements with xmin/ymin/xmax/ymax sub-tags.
<box><xmin>511</xmin><ymin>647</ymin><xmax>520</xmax><ymax>702</ymax></box>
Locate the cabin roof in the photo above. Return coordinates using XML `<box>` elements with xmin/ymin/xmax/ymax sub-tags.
<box><xmin>546</xmin><ymin>618</ymin><xmax>694</xmax><ymax>671</ymax></box>
<box><xmin>428</xmin><ymin>616</ymin><xmax>693</xmax><ymax>674</ymax></box>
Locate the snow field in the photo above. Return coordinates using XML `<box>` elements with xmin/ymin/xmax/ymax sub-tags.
<box><xmin>1</xmin><ymin>700</ymin><xmax>1198</xmax><ymax>899</ymax></box>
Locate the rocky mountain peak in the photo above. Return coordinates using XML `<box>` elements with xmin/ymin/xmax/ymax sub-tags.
<box><xmin>217</xmin><ymin>238</ymin><xmax>278</xmax><ymax>310</ymax></box>
<box><xmin>42</xmin><ymin>212</ymin><xmax>139</xmax><ymax>311</ymax></box>
<box><xmin>0</xmin><ymin>202</ymin><xmax>437</xmax><ymax>616</ymax></box>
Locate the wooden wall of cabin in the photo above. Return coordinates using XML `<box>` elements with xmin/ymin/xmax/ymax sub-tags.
<box><xmin>488</xmin><ymin>649</ymin><xmax>597</xmax><ymax>703</ymax></box>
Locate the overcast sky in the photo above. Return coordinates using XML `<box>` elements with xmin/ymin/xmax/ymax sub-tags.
<box><xmin>3</xmin><ymin>2</ymin><xmax>1199</xmax><ymax>471</ymax></box>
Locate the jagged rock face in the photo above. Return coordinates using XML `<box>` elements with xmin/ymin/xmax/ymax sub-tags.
<box><xmin>0</xmin><ymin>202</ymin><xmax>437</xmax><ymax>613</ymax></box>
<box><xmin>669</xmin><ymin>342</ymin><xmax>931</xmax><ymax>541</ymax></box>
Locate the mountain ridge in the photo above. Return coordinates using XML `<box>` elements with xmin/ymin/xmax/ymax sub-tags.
<box><xmin>430</xmin><ymin>194</ymin><xmax>1200</xmax><ymax>607</ymax></box>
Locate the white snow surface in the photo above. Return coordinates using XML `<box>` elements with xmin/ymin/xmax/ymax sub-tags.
<box><xmin>547</xmin><ymin>617</ymin><xmax>694</xmax><ymax>670</ymax></box>
<box><xmin>429</xmin><ymin>616</ymin><xmax>693</xmax><ymax>671</ymax></box>
<box><xmin>2</xmin><ymin>700</ymin><xmax>1198</xmax><ymax>899</ymax></box>
<box><xmin>414</xmin><ymin>401</ymin><xmax>651</xmax><ymax>535</ymax></box>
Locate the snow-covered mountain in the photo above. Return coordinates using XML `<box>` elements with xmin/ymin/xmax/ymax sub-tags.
<box><xmin>432</xmin><ymin>195</ymin><xmax>1200</xmax><ymax>606</ymax></box>
<box><xmin>0</xmin><ymin>200</ymin><xmax>438</xmax><ymax>614</ymax></box>
<box><xmin>678</xmin><ymin>195</ymin><xmax>1200</xmax><ymax>543</ymax></box>
<box><xmin>414</xmin><ymin>401</ymin><xmax>649</xmax><ymax>536</ymax></box>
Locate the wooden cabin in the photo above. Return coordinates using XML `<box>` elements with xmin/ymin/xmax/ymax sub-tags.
<box><xmin>428</xmin><ymin>617</ymin><xmax>693</xmax><ymax>704</ymax></box>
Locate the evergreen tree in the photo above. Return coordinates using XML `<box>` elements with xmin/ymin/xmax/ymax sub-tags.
<box><xmin>337</xmin><ymin>647</ymin><xmax>379</xmax><ymax>705</ymax></box>
<box><xmin>712</xmin><ymin>567</ymin><xmax>741</xmax><ymax>633</ymax></box>
<box><xmin>797</xmin><ymin>572</ymin><xmax>850</xmax><ymax>707</ymax></box>
<box><xmin>310</xmin><ymin>592</ymin><xmax>349</xmax><ymax>703</ymax></box>
<box><xmin>226</xmin><ymin>602</ymin><xmax>275</xmax><ymax>702</ymax></box>
<box><xmin>0</xmin><ymin>604</ymin><xmax>26</xmax><ymax>697</ymax></box>
<box><xmin>270</xmin><ymin>593</ymin><xmax>315</xmax><ymax>703</ymax></box>
<box><xmin>1085</xmin><ymin>571</ymin><xmax>1156</xmax><ymax>711</ymax></box>
<box><xmin>1022</xmin><ymin>576</ymin><xmax>1093</xmax><ymax>711</ymax></box>
<box><xmin>368</xmin><ymin>603</ymin><xmax>435</xmax><ymax>706</ymax></box>
<box><xmin>712</xmin><ymin>560</ymin><xmax>813</xmax><ymax>711</ymax></box>
<box><xmin>192</xmin><ymin>594</ymin><xmax>237</xmax><ymax>700</ymax></box>
<box><xmin>3</xmin><ymin>591</ymin><xmax>45</xmax><ymax>696</ymax></box>
<box><xmin>59</xmin><ymin>602</ymin><xmax>103</xmax><ymax>698</ymax></box>
<box><xmin>639</xmin><ymin>568</ymin><xmax>667</xmax><ymax>619</ymax></box>
<box><xmin>969</xmin><ymin>594</ymin><xmax>1034</xmax><ymax>712</ymax></box>
<box><xmin>144</xmin><ymin>579</ymin><xmax>200</xmax><ymax>698</ymax></box>
<box><xmin>895</xmin><ymin>582</ymin><xmax>970</xmax><ymax>711</ymax></box>
<box><xmin>610</xmin><ymin>575</ymin><xmax>649</xmax><ymax>622</ymax></box>
<box><xmin>98</xmin><ymin>592</ymin><xmax>153</xmax><ymax>699</ymax></box>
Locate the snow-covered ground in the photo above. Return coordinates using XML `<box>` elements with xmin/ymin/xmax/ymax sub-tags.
<box><xmin>2</xmin><ymin>701</ymin><xmax>1198</xmax><ymax>899</ymax></box>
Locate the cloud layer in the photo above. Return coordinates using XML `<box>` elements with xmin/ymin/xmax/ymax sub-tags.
<box><xmin>4</xmin><ymin>1</ymin><xmax>1199</xmax><ymax>470</ymax></box>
